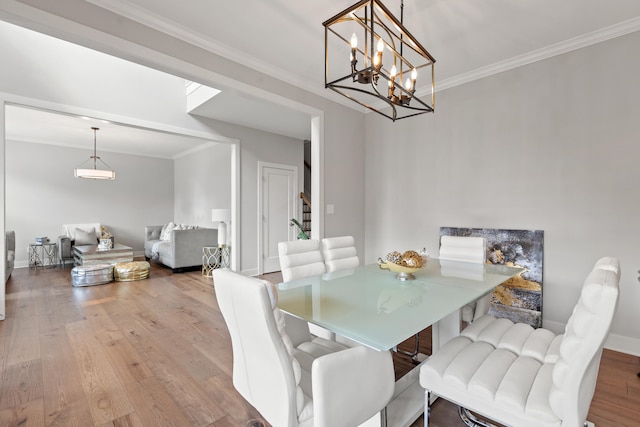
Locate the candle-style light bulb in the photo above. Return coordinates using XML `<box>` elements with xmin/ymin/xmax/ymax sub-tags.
<box><xmin>388</xmin><ymin>72</ymin><xmax>395</xmax><ymax>99</ymax></box>
<box><xmin>373</xmin><ymin>38</ymin><xmax>384</xmax><ymax>75</ymax></box>
<box><xmin>410</xmin><ymin>68</ymin><xmax>417</xmax><ymax>92</ymax></box>
<box><xmin>405</xmin><ymin>78</ymin><xmax>412</xmax><ymax>90</ymax></box>
<box><xmin>350</xmin><ymin>33</ymin><xmax>358</xmax><ymax>77</ymax></box>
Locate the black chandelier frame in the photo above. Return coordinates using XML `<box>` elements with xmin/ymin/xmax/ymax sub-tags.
<box><xmin>323</xmin><ymin>0</ymin><xmax>436</xmax><ymax>121</ymax></box>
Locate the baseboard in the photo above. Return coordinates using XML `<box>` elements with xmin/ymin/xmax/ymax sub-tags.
<box><xmin>604</xmin><ymin>333</ymin><xmax>640</xmax><ymax>357</ymax></box>
<box><xmin>242</xmin><ymin>268</ymin><xmax>259</xmax><ymax>277</ymax></box>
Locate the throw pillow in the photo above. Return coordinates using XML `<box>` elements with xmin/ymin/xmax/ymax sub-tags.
<box><xmin>75</xmin><ymin>227</ymin><xmax>96</xmax><ymax>245</ymax></box>
<box><xmin>161</xmin><ymin>221</ymin><xmax>175</xmax><ymax>241</ymax></box>
<box><xmin>166</xmin><ymin>224</ymin><xmax>186</xmax><ymax>242</ymax></box>
<box><xmin>159</xmin><ymin>223</ymin><xmax>167</xmax><ymax>240</ymax></box>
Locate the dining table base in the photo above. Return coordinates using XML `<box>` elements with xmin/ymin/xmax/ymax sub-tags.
<box><xmin>379</xmin><ymin>311</ymin><xmax>463</xmax><ymax>427</ymax></box>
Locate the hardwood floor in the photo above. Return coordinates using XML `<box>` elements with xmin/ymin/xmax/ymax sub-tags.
<box><xmin>1</xmin><ymin>265</ymin><xmax>638</xmax><ymax>426</ymax></box>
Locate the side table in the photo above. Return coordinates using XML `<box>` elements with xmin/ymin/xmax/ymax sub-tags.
<box><xmin>202</xmin><ymin>245</ymin><xmax>230</xmax><ymax>278</ymax></box>
<box><xmin>29</xmin><ymin>242</ymin><xmax>58</xmax><ymax>269</ymax></box>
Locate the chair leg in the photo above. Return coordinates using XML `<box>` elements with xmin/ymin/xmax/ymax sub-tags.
<box><xmin>457</xmin><ymin>406</ymin><xmax>499</xmax><ymax>427</ymax></box>
<box><xmin>424</xmin><ymin>390</ymin><xmax>431</xmax><ymax>427</ymax></box>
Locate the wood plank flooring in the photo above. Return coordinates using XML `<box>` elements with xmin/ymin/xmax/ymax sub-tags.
<box><xmin>1</xmin><ymin>264</ymin><xmax>638</xmax><ymax>427</ymax></box>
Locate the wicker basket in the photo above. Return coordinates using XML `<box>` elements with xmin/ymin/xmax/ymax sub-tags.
<box><xmin>114</xmin><ymin>261</ymin><xmax>150</xmax><ymax>282</ymax></box>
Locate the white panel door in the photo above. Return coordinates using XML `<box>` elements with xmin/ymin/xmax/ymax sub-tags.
<box><xmin>260</xmin><ymin>163</ymin><xmax>297</xmax><ymax>274</ymax></box>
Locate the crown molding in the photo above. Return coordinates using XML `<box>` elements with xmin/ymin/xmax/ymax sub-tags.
<box><xmin>87</xmin><ymin>1</ymin><xmax>640</xmax><ymax>113</ymax></box>
<box><xmin>86</xmin><ymin>0</ymin><xmax>334</xmax><ymax>102</ymax></box>
<box><xmin>436</xmin><ymin>16</ymin><xmax>640</xmax><ymax>93</ymax></box>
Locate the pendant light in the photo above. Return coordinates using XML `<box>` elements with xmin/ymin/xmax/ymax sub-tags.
<box><xmin>74</xmin><ymin>127</ymin><xmax>115</xmax><ymax>180</ymax></box>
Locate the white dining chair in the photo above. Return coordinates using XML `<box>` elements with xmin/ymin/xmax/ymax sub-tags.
<box><xmin>214</xmin><ymin>268</ymin><xmax>395</xmax><ymax>427</ymax></box>
<box><xmin>278</xmin><ymin>239</ymin><xmax>326</xmax><ymax>282</ymax></box>
<box><xmin>278</xmin><ymin>239</ymin><xmax>334</xmax><ymax>340</ymax></box>
<box><xmin>321</xmin><ymin>235</ymin><xmax>360</xmax><ymax>273</ymax></box>
<box><xmin>420</xmin><ymin>256</ymin><xmax>620</xmax><ymax>427</ymax></box>
<box><xmin>439</xmin><ymin>235</ymin><xmax>487</xmax><ymax>323</ymax></box>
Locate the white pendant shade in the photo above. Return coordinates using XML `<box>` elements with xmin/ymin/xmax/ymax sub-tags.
<box><xmin>74</xmin><ymin>168</ymin><xmax>116</xmax><ymax>180</ymax></box>
<box><xmin>74</xmin><ymin>127</ymin><xmax>115</xmax><ymax>180</ymax></box>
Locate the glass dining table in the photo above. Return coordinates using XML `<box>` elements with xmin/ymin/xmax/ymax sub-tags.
<box><xmin>277</xmin><ymin>259</ymin><xmax>524</xmax><ymax>352</ymax></box>
<box><xmin>276</xmin><ymin>258</ymin><xmax>524</xmax><ymax>427</ymax></box>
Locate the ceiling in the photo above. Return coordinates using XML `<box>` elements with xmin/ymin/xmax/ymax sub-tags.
<box><xmin>5</xmin><ymin>105</ymin><xmax>217</xmax><ymax>159</ymax></box>
<box><xmin>4</xmin><ymin>0</ymin><xmax>640</xmax><ymax>157</ymax></box>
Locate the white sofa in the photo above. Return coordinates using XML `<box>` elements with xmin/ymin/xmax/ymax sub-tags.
<box><xmin>144</xmin><ymin>224</ymin><xmax>217</xmax><ymax>272</ymax></box>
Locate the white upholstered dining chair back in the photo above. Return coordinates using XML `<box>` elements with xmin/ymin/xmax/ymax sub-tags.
<box><xmin>439</xmin><ymin>235</ymin><xmax>487</xmax><ymax>322</ymax></box>
<box><xmin>278</xmin><ymin>239</ymin><xmax>326</xmax><ymax>282</ymax></box>
<box><xmin>438</xmin><ymin>235</ymin><xmax>486</xmax><ymax>264</ymax></box>
<box><xmin>214</xmin><ymin>268</ymin><xmax>305</xmax><ymax>427</ymax></box>
<box><xmin>278</xmin><ymin>239</ymin><xmax>334</xmax><ymax>340</ymax></box>
<box><xmin>321</xmin><ymin>236</ymin><xmax>360</xmax><ymax>272</ymax></box>
<box><xmin>548</xmin><ymin>257</ymin><xmax>620</xmax><ymax>425</ymax></box>
<box><xmin>214</xmin><ymin>268</ymin><xmax>395</xmax><ymax>427</ymax></box>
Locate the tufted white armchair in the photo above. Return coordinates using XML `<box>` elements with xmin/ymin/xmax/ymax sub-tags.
<box><xmin>420</xmin><ymin>256</ymin><xmax>620</xmax><ymax>427</ymax></box>
<box><xmin>213</xmin><ymin>268</ymin><xmax>395</xmax><ymax>427</ymax></box>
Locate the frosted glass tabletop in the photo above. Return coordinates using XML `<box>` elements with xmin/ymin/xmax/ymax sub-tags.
<box><xmin>277</xmin><ymin>260</ymin><xmax>524</xmax><ymax>351</ymax></box>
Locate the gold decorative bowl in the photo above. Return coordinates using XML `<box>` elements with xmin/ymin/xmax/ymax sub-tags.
<box><xmin>378</xmin><ymin>259</ymin><xmax>425</xmax><ymax>281</ymax></box>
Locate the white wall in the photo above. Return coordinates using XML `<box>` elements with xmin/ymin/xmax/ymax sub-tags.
<box><xmin>364</xmin><ymin>31</ymin><xmax>640</xmax><ymax>355</ymax></box>
<box><xmin>322</xmin><ymin>108</ymin><xmax>366</xmax><ymax>241</ymax></box>
<box><xmin>174</xmin><ymin>142</ymin><xmax>232</xmax><ymax>227</ymax></box>
<box><xmin>6</xmin><ymin>140</ymin><xmax>173</xmax><ymax>264</ymax></box>
<box><xmin>197</xmin><ymin>119</ymin><xmax>304</xmax><ymax>275</ymax></box>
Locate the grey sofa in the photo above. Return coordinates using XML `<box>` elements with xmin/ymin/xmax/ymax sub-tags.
<box><xmin>145</xmin><ymin>225</ymin><xmax>217</xmax><ymax>272</ymax></box>
<box><xmin>6</xmin><ymin>230</ymin><xmax>15</xmax><ymax>282</ymax></box>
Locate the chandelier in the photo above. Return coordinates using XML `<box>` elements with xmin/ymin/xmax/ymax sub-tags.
<box><xmin>74</xmin><ymin>127</ymin><xmax>116</xmax><ymax>180</ymax></box>
<box><xmin>323</xmin><ymin>0</ymin><xmax>435</xmax><ymax>121</ymax></box>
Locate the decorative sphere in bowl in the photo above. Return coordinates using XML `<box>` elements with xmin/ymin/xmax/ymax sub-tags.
<box><xmin>378</xmin><ymin>249</ymin><xmax>428</xmax><ymax>281</ymax></box>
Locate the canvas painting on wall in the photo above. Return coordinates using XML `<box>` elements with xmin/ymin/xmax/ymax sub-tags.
<box><xmin>439</xmin><ymin>227</ymin><xmax>544</xmax><ymax>328</ymax></box>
